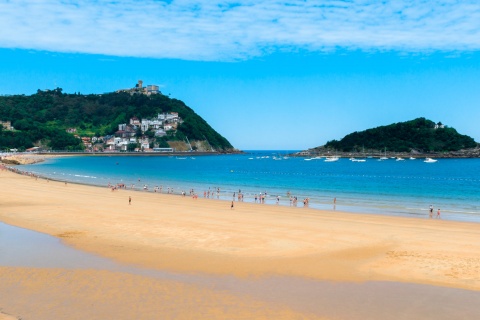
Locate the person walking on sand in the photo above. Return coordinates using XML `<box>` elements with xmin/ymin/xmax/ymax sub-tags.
<box><xmin>129</xmin><ymin>196</ymin><xmax>131</xmax><ymax>205</ymax></box>
<box><xmin>437</xmin><ymin>208</ymin><xmax>441</xmax><ymax>219</ymax></box>
<box><xmin>231</xmin><ymin>201</ymin><xmax>234</xmax><ymax>209</ymax></box>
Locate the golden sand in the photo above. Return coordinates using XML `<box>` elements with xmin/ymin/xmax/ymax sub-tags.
<box><xmin>1</xmin><ymin>165</ymin><xmax>479</xmax><ymax>319</ymax></box>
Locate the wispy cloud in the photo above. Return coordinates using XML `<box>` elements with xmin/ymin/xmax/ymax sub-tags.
<box><xmin>1</xmin><ymin>0</ymin><xmax>479</xmax><ymax>61</ymax></box>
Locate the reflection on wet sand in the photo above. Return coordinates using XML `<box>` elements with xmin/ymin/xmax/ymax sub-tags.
<box><xmin>1</xmin><ymin>223</ymin><xmax>479</xmax><ymax>320</ymax></box>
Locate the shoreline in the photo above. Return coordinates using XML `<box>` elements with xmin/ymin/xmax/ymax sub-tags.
<box><xmin>1</xmin><ymin>166</ymin><xmax>479</xmax><ymax>289</ymax></box>
<box><xmin>8</xmin><ymin>153</ymin><xmax>480</xmax><ymax>224</ymax></box>
<box><xmin>2</xmin><ymin>165</ymin><xmax>480</xmax><ymax>319</ymax></box>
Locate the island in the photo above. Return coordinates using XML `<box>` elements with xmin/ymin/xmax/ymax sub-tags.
<box><xmin>298</xmin><ymin>118</ymin><xmax>479</xmax><ymax>158</ymax></box>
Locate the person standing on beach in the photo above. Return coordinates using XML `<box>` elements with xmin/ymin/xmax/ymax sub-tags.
<box><xmin>429</xmin><ymin>205</ymin><xmax>433</xmax><ymax>219</ymax></box>
<box><xmin>231</xmin><ymin>201</ymin><xmax>234</xmax><ymax>209</ymax></box>
<box><xmin>437</xmin><ymin>208</ymin><xmax>441</xmax><ymax>219</ymax></box>
<box><xmin>129</xmin><ymin>196</ymin><xmax>131</xmax><ymax>205</ymax></box>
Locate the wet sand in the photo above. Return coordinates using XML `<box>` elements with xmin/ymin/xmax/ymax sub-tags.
<box><xmin>1</xmin><ymin>166</ymin><xmax>480</xmax><ymax>319</ymax></box>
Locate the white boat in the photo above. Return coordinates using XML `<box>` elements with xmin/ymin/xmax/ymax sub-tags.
<box><xmin>396</xmin><ymin>157</ymin><xmax>405</xmax><ymax>161</ymax></box>
<box><xmin>379</xmin><ymin>148</ymin><xmax>388</xmax><ymax>160</ymax></box>
<box><xmin>424</xmin><ymin>158</ymin><xmax>438</xmax><ymax>163</ymax></box>
<box><xmin>324</xmin><ymin>156</ymin><xmax>339</xmax><ymax>162</ymax></box>
<box><xmin>409</xmin><ymin>157</ymin><xmax>416</xmax><ymax>160</ymax></box>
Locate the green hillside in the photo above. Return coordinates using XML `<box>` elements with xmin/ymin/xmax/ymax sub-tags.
<box><xmin>324</xmin><ymin>118</ymin><xmax>477</xmax><ymax>152</ymax></box>
<box><xmin>0</xmin><ymin>88</ymin><xmax>233</xmax><ymax>151</ymax></box>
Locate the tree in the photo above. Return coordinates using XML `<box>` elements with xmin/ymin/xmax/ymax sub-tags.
<box><xmin>127</xmin><ymin>143</ymin><xmax>138</xmax><ymax>152</ymax></box>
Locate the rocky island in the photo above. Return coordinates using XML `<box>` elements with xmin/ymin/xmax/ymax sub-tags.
<box><xmin>297</xmin><ymin>118</ymin><xmax>479</xmax><ymax>158</ymax></box>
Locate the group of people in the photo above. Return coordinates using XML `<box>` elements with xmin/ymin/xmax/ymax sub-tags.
<box><xmin>429</xmin><ymin>205</ymin><xmax>441</xmax><ymax>219</ymax></box>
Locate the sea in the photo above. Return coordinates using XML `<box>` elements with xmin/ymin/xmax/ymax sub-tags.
<box><xmin>18</xmin><ymin>151</ymin><xmax>480</xmax><ymax>223</ymax></box>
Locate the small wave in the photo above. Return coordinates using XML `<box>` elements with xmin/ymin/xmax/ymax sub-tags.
<box><xmin>73</xmin><ymin>175</ymin><xmax>97</xmax><ymax>179</ymax></box>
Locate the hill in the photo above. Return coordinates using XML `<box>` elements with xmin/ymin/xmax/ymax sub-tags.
<box><xmin>321</xmin><ymin>118</ymin><xmax>477</xmax><ymax>153</ymax></box>
<box><xmin>0</xmin><ymin>87</ymin><xmax>234</xmax><ymax>152</ymax></box>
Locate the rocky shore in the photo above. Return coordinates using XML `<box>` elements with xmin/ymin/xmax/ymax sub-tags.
<box><xmin>295</xmin><ymin>146</ymin><xmax>480</xmax><ymax>159</ymax></box>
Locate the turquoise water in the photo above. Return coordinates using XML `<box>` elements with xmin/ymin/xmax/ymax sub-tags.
<box><xmin>19</xmin><ymin>151</ymin><xmax>480</xmax><ymax>222</ymax></box>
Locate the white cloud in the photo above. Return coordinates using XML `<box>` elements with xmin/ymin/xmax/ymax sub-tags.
<box><xmin>1</xmin><ymin>0</ymin><xmax>479</xmax><ymax>61</ymax></box>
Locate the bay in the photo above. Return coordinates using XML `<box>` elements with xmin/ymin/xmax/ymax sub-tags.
<box><xmin>19</xmin><ymin>151</ymin><xmax>480</xmax><ymax>223</ymax></box>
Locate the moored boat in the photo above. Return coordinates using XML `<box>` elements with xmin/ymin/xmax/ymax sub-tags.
<box><xmin>324</xmin><ymin>156</ymin><xmax>339</xmax><ymax>162</ymax></box>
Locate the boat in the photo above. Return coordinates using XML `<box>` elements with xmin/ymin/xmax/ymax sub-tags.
<box><xmin>424</xmin><ymin>158</ymin><xmax>438</xmax><ymax>163</ymax></box>
<box><xmin>324</xmin><ymin>156</ymin><xmax>339</xmax><ymax>162</ymax></box>
<box><xmin>396</xmin><ymin>157</ymin><xmax>405</xmax><ymax>161</ymax></box>
<box><xmin>409</xmin><ymin>157</ymin><xmax>416</xmax><ymax>160</ymax></box>
<box><xmin>379</xmin><ymin>148</ymin><xmax>388</xmax><ymax>160</ymax></box>
<box><xmin>352</xmin><ymin>146</ymin><xmax>367</xmax><ymax>162</ymax></box>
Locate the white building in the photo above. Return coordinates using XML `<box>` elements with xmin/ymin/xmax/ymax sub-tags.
<box><xmin>140</xmin><ymin>138</ymin><xmax>150</xmax><ymax>150</ymax></box>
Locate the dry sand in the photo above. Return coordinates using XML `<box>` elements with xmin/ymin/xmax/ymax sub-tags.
<box><xmin>1</xmin><ymin>165</ymin><xmax>479</xmax><ymax>319</ymax></box>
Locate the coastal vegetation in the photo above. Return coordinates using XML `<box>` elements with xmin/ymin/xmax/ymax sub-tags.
<box><xmin>322</xmin><ymin>118</ymin><xmax>477</xmax><ymax>153</ymax></box>
<box><xmin>0</xmin><ymin>87</ymin><xmax>234</xmax><ymax>152</ymax></box>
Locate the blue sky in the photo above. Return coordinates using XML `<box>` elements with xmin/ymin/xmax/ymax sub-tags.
<box><xmin>1</xmin><ymin>1</ymin><xmax>479</xmax><ymax>150</ymax></box>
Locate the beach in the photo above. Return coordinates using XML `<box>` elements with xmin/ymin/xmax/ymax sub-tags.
<box><xmin>1</xmin><ymin>165</ymin><xmax>480</xmax><ymax>319</ymax></box>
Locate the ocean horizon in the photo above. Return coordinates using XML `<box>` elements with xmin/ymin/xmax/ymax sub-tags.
<box><xmin>18</xmin><ymin>150</ymin><xmax>480</xmax><ymax>223</ymax></box>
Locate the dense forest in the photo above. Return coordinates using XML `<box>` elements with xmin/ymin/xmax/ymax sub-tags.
<box><xmin>0</xmin><ymin>88</ymin><xmax>233</xmax><ymax>151</ymax></box>
<box><xmin>324</xmin><ymin>118</ymin><xmax>477</xmax><ymax>152</ymax></box>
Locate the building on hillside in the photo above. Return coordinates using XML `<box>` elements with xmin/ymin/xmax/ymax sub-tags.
<box><xmin>130</xmin><ymin>117</ymin><xmax>140</xmax><ymax>126</ymax></box>
<box><xmin>145</xmin><ymin>85</ymin><xmax>160</xmax><ymax>95</ymax></box>
<box><xmin>0</xmin><ymin>120</ymin><xmax>13</xmax><ymax>131</ymax></box>
<box><xmin>117</xmin><ymin>80</ymin><xmax>161</xmax><ymax>96</ymax></box>
<box><xmin>141</xmin><ymin>120</ymin><xmax>149</xmax><ymax>132</ymax></box>
<box><xmin>155</xmin><ymin>129</ymin><xmax>166</xmax><ymax>137</ymax></box>
<box><xmin>115</xmin><ymin>126</ymin><xmax>136</xmax><ymax>138</ymax></box>
<box><xmin>140</xmin><ymin>137</ymin><xmax>150</xmax><ymax>150</ymax></box>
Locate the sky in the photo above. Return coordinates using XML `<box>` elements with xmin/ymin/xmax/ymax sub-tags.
<box><xmin>1</xmin><ymin>1</ymin><xmax>479</xmax><ymax>150</ymax></box>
